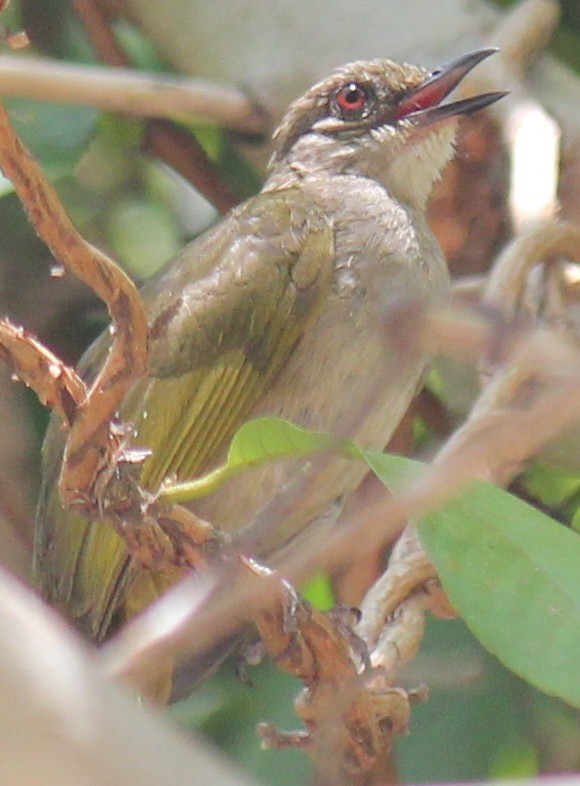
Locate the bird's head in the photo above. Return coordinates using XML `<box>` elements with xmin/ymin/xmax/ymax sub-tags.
<box><xmin>269</xmin><ymin>49</ymin><xmax>504</xmax><ymax>209</ymax></box>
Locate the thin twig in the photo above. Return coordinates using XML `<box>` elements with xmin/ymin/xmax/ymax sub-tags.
<box><xmin>483</xmin><ymin>218</ymin><xmax>580</xmax><ymax>317</ymax></box>
<box><xmin>72</xmin><ymin>0</ymin><xmax>129</xmax><ymax>66</ymax></box>
<box><xmin>0</xmin><ymin>50</ymin><xmax>226</xmax><ymax>572</ymax></box>
<box><xmin>0</xmin><ymin>54</ymin><xmax>267</xmax><ymax>135</ymax></box>
<box><xmin>0</xmin><ymin>98</ymin><xmax>149</xmax><ymax>507</ymax></box>
<box><xmin>0</xmin><ymin>317</ymin><xmax>85</xmax><ymax>425</ymax></box>
<box><xmin>143</xmin><ymin>120</ymin><xmax>239</xmax><ymax>214</ymax></box>
<box><xmin>71</xmin><ymin>0</ymin><xmax>244</xmax><ymax>211</ymax></box>
<box><xmin>357</xmin><ymin>293</ymin><xmax>580</xmax><ymax>675</ymax></box>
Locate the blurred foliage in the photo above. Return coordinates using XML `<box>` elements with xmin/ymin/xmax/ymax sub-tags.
<box><xmin>302</xmin><ymin>570</ymin><xmax>335</xmax><ymax>610</ymax></box>
<box><xmin>173</xmin><ymin>659</ymin><xmax>313</xmax><ymax>785</ymax></box>
<box><xmin>491</xmin><ymin>0</ymin><xmax>580</xmax><ymax>71</ymax></box>
<box><xmin>3</xmin><ymin>0</ymin><xmax>580</xmax><ymax>783</ymax></box>
<box><xmin>398</xmin><ymin>617</ymin><xmax>540</xmax><ymax>783</ymax></box>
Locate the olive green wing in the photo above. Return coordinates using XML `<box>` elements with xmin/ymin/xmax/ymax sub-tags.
<box><xmin>34</xmin><ymin>187</ymin><xmax>334</xmax><ymax>642</ymax></box>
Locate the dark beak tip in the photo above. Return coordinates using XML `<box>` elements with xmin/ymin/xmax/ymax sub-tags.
<box><xmin>489</xmin><ymin>89</ymin><xmax>509</xmax><ymax>102</ymax></box>
<box><xmin>443</xmin><ymin>46</ymin><xmax>500</xmax><ymax>73</ymax></box>
<box><xmin>471</xmin><ymin>46</ymin><xmax>500</xmax><ymax>61</ymax></box>
<box><xmin>431</xmin><ymin>46</ymin><xmax>499</xmax><ymax>87</ymax></box>
<box><xmin>458</xmin><ymin>89</ymin><xmax>508</xmax><ymax>117</ymax></box>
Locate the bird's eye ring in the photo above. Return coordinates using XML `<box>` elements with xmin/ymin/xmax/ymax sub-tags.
<box><xmin>333</xmin><ymin>82</ymin><xmax>372</xmax><ymax>118</ymax></box>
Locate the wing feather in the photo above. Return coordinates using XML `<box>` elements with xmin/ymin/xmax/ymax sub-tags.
<box><xmin>34</xmin><ymin>187</ymin><xmax>334</xmax><ymax>640</ymax></box>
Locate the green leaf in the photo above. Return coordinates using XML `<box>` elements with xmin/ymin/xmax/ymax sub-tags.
<box><xmin>367</xmin><ymin>453</ymin><xmax>580</xmax><ymax>708</ymax></box>
<box><xmin>523</xmin><ymin>462</ymin><xmax>580</xmax><ymax>507</ymax></box>
<box><xmin>225</xmin><ymin>417</ymin><xmax>338</xmax><ymax>466</ymax></box>
<box><xmin>397</xmin><ymin>617</ymin><xmax>535</xmax><ymax>784</ymax></box>
<box><xmin>302</xmin><ymin>571</ymin><xmax>335</xmax><ymax>610</ymax></box>
<box><xmin>421</xmin><ymin>485</ymin><xmax>580</xmax><ymax>707</ymax></box>
<box><xmin>161</xmin><ymin>417</ymin><xmax>344</xmax><ymax>503</ymax></box>
<box><xmin>106</xmin><ymin>197</ymin><xmax>181</xmax><ymax>278</ymax></box>
<box><xmin>6</xmin><ymin>99</ymin><xmax>97</xmax><ymax>181</ymax></box>
<box><xmin>162</xmin><ymin>415</ymin><xmax>580</xmax><ymax>707</ymax></box>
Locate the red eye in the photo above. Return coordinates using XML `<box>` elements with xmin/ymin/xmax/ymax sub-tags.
<box><xmin>334</xmin><ymin>82</ymin><xmax>371</xmax><ymax>117</ymax></box>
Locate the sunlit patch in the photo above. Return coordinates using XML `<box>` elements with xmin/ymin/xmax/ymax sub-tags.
<box><xmin>563</xmin><ymin>262</ymin><xmax>580</xmax><ymax>286</ymax></box>
<box><xmin>508</xmin><ymin>102</ymin><xmax>560</xmax><ymax>231</ymax></box>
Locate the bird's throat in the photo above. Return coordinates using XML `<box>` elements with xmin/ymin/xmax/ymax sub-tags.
<box><xmin>377</xmin><ymin>121</ymin><xmax>457</xmax><ymax>210</ymax></box>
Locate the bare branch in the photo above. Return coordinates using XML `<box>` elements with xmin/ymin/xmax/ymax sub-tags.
<box><xmin>0</xmin><ymin>564</ymin><xmax>261</xmax><ymax>786</ymax></box>
<box><xmin>0</xmin><ymin>317</ymin><xmax>85</xmax><ymax>426</ymax></box>
<box><xmin>71</xmin><ymin>0</ymin><xmax>242</xmax><ymax>212</ymax></box>
<box><xmin>0</xmin><ymin>98</ymin><xmax>149</xmax><ymax>508</ymax></box>
<box><xmin>483</xmin><ymin>218</ymin><xmax>580</xmax><ymax>317</ymax></box>
<box><xmin>357</xmin><ymin>300</ymin><xmax>580</xmax><ymax>677</ymax></box>
<box><xmin>0</xmin><ymin>54</ymin><xmax>267</xmax><ymax>135</ymax></box>
<box><xmin>143</xmin><ymin>120</ymin><xmax>240</xmax><ymax>214</ymax></box>
<box><xmin>72</xmin><ymin>0</ymin><xmax>131</xmax><ymax>66</ymax></box>
<box><xmin>355</xmin><ymin>527</ymin><xmax>438</xmax><ymax>654</ymax></box>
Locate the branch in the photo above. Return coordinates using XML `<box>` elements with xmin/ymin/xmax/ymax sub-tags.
<box><xmin>143</xmin><ymin>119</ymin><xmax>240</xmax><ymax>214</ymax></box>
<box><xmin>0</xmin><ymin>98</ymin><xmax>149</xmax><ymax>507</ymax></box>
<box><xmin>0</xmin><ymin>563</ymin><xmax>261</xmax><ymax>786</ymax></box>
<box><xmin>0</xmin><ymin>317</ymin><xmax>85</xmax><ymax>425</ymax></box>
<box><xmin>482</xmin><ymin>218</ymin><xmax>580</xmax><ymax>318</ymax></box>
<box><xmin>0</xmin><ymin>54</ymin><xmax>267</xmax><ymax>135</ymax></box>
<box><xmin>357</xmin><ymin>303</ymin><xmax>580</xmax><ymax>672</ymax></box>
<box><xmin>71</xmin><ymin>0</ymin><xmax>242</xmax><ymax>212</ymax></box>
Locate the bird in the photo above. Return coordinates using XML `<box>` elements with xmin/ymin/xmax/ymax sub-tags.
<box><xmin>33</xmin><ymin>49</ymin><xmax>503</xmax><ymax>700</ymax></box>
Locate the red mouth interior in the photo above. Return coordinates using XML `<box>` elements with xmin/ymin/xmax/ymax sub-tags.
<box><xmin>395</xmin><ymin>78</ymin><xmax>448</xmax><ymax>120</ymax></box>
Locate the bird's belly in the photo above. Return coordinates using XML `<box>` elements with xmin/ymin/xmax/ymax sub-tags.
<box><xmin>193</xmin><ymin>296</ymin><xmax>426</xmax><ymax>554</ymax></box>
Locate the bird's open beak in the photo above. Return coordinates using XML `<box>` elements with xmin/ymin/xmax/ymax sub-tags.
<box><xmin>395</xmin><ymin>48</ymin><xmax>506</xmax><ymax>125</ymax></box>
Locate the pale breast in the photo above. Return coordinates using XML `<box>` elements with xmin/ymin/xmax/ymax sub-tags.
<box><xmin>194</xmin><ymin>175</ymin><xmax>449</xmax><ymax>551</ymax></box>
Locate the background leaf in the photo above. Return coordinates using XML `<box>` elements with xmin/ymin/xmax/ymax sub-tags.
<box><xmin>396</xmin><ymin>617</ymin><xmax>539</xmax><ymax>783</ymax></box>
<box><xmin>367</xmin><ymin>452</ymin><xmax>580</xmax><ymax>708</ymax></box>
<box><xmin>6</xmin><ymin>99</ymin><xmax>97</xmax><ymax>182</ymax></box>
